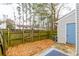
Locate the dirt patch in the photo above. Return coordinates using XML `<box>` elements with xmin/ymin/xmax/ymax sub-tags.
<box><xmin>54</xmin><ymin>43</ymin><xmax>75</xmax><ymax>54</ymax></box>
<box><xmin>6</xmin><ymin>39</ymin><xmax>55</xmax><ymax>56</ymax></box>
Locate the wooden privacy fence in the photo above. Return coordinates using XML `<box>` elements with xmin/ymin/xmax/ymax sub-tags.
<box><xmin>1</xmin><ymin>29</ymin><xmax>50</xmax><ymax>48</ymax></box>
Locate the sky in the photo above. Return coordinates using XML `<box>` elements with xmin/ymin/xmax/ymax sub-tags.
<box><xmin>0</xmin><ymin>3</ymin><xmax>76</xmax><ymax>20</ymax></box>
<box><xmin>57</xmin><ymin>3</ymin><xmax>76</xmax><ymax>18</ymax></box>
<box><xmin>0</xmin><ymin>3</ymin><xmax>76</xmax><ymax>29</ymax></box>
<box><xmin>0</xmin><ymin>4</ymin><xmax>14</xmax><ymax>20</ymax></box>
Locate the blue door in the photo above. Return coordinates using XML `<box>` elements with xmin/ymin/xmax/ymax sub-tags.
<box><xmin>67</xmin><ymin>23</ymin><xmax>75</xmax><ymax>44</ymax></box>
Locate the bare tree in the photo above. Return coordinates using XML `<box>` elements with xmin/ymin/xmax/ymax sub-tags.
<box><xmin>17</xmin><ymin>3</ymin><xmax>22</xmax><ymax>29</ymax></box>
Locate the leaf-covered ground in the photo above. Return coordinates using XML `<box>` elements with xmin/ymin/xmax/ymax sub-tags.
<box><xmin>6</xmin><ymin>39</ymin><xmax>55</xmax><ymax>56</ymax></box>
<box><xmin>5</xmin><ymin>39</ymin><xmax>75</xmax><ymax>56</ymax></box>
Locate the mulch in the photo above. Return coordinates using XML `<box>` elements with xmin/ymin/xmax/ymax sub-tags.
<box><xmin>6</xmin><ymin>39</ymin><xmax>55</xmax><ymax>56</ymax></box>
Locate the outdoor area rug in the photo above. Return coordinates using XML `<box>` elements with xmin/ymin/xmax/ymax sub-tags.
<box><xmin>39</xmin><ymin>48</ymin><xmax>70</xmax><ymax>56</ymax></box>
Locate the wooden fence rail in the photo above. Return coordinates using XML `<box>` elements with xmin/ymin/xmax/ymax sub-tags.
<box><xmin>1</xmin><ymin>29</ymin><xmax>50</xmax><ymax>47</ymax></box>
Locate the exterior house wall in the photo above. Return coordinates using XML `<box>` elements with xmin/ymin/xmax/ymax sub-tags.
<box><xmin>0</xmin><ymin>19</ymin><xmax>15</xmax><ymax>29</ymax></box>
<box><xmin>76</xmin><ymin>3</ymin><xmax>79</xmax><ymax>55</ymax></box>
<box><xmin>0</xmin><ymin>23</ymin><xmax>6</xmax><ymax>29</ymax></box>
<box><xmin>0</xmin><ymin>19</ymin><xmax>6</xmax><ymax>29</ymax></box>
<box><xmin>57</xmin><ymin>10</ymin><xmax>75</xmax><ymax>44</ymax></box>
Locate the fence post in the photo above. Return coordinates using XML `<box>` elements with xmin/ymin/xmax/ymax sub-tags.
<box><xmin>7</xmin><ymin>28</ymin><xmax>9</xmax><ymax>46</ymax></box>
<box><xmin>22</xmin><ymin>29</ymin><xmax>24</xmax><ymax>43</ymax></box>
<box><xmin>38</xmin><ymin>30</ymin><xmax>40</xmax><ymax>40</ymax></box>
<box><xmin>2</xmin><ymin>29</ymin><xmax>8</xmax><ymax>55</ymax></box>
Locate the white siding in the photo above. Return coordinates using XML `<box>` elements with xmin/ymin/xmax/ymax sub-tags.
<box><xmin>57</xmin><ymin>10</ymin><xmax>75</xmax><ymax>44</ymax></box>
<box><xmin>76</xmin><ymin>3</ymin><xmax>79</xmax><ymax>55</ymax></box>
